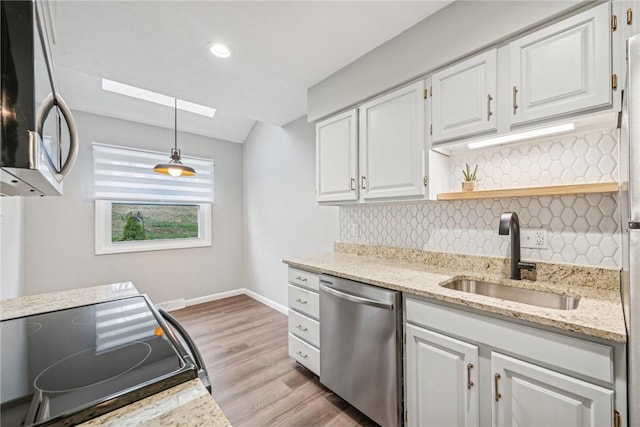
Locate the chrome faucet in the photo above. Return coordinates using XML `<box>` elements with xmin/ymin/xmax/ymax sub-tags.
<box><xmin>498</xmin><ymin>212</ymin><xmax>536</xmax><ymax>280</ymax></box>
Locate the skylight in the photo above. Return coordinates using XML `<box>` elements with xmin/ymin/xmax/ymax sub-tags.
<box><xmin>101</xmin><ymin>79</ymin><xmax>216</xmax><ymax>118</ymax></box>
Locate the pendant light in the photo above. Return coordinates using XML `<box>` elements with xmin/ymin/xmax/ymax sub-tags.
<box><xmin>153</xmin><ymin>98</ymin><xmax>196</xmax><ymax>177</ymax></box>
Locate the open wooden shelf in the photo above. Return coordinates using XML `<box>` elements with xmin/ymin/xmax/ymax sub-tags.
<box><xmin>437</xmin><ymin>182</ymin><xmax>619</xmax><ymax>201</ymax></box>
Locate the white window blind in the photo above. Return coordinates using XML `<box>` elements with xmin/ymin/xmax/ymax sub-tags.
<box><xmin>93</xmin><ymin>143</ymin><xmax>215</xmax><ymax>203</ymax></box>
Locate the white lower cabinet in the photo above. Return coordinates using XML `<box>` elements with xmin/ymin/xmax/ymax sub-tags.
<box><xmin>288</xmin><ymin>309</ymin><xmax>319</xmax><ymax>347</ymax></box>
<box><xmin>287</xmin><ymin>267</ymin><xmax>320</xmax><ymax>375</ymax></box>
<box><xmin>404</xmin><ymin>296</ymin><xmax>624</xmax><ymax>427</ymax></box>
<box><xmin>492</xmin><ymin>352</ymin><xmax>613</xmax><ymax>427</ymax></box>
<box><xmin>287</xmin><ymin>284</ymin><xmax>319</xmax><ymax>319</ymax></box>
<box><xmin>289</xmin><ymin>334</ymin><xmax>320</xmax><ymax>375</ymax></box>
<box><xmin>406</xmin><ymin>323</ymin><xmax>479</xmax><ymax>427</ymax></box>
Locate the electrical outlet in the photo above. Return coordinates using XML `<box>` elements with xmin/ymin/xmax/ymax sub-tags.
<box><xmin>521</xmin><ymin>228</ymin><xmax>548</xmax><ymax>249</ymax></box>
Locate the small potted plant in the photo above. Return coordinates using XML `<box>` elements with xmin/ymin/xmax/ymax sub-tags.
<box><xmin>462</xmin><ymin>163</ymin><xmax>478</xmax><ymax>192</ymax></box>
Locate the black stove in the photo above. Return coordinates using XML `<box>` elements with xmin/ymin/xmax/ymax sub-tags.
<box><xmin>0</xmin><ymin>295</ymin><xmax>203</xmax><ymax>426</ymax></box>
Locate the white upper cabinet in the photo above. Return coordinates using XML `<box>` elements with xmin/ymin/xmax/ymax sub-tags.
<box><xmin>492</xmin><ymin>352</ymin><xmax>614</xmax><ymax>427</ymax></box>
<box><xmin>425</xmin><ymin>76</ymin><xmax>449</xmax><ymax>199</ymax></box>
<box><xmin>315</xmin><ymin>109</ymin><xmax>358</xmax><ymax>203</ymax></box>
<box><xmin>509</xmin><ymin>2</ymin><xmax>611</xmax><ymax>126</ymax></box>
<box><xmin>359</xmin><ymin>80</ymin><xmax>426</xmax><ymax>200</ymax></box>
<box><xmin>432</xmin><ymin>49</ymin><xmax>498</xmax><ymax>143</ymax></box>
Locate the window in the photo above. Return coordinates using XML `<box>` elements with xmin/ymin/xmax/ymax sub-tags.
<box><xmin>111</xmin><ymin>203</ymin><xmax>199</xmax><ymax>242</ymax></box>
<box><xmin>93</xmin><ymin>143</ymin><xmax>214</xmax><ymax>254</ymax></box>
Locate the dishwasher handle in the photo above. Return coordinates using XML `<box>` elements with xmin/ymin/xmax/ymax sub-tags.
<box><xmin>320</xmin><ymin>284</ymin><xmax>394</xmax><ymax>310</ymax></box>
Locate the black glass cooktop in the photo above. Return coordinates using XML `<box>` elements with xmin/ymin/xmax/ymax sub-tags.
<box><xmin>0</xmin><ymin>295</ymin><xmax>197</xmax><ymax>426</ymax></box>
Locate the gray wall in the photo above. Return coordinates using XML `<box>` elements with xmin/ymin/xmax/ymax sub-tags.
<box><xmin>243</xmin><ymin>117</ymin><xmax>339</xmax><ymax>307</ymax></box>
<box><xmin>308</xmin><ymin>0</ymin><xmax>582</xmax><ymax>122</ymax></box>
<box><xmin>22</xmin><ymin>111</ymin><xmax>244</xmax><ymax>304</ymax></box>
<box><xmin>1</xmin><ymin>198</ymin><xmax>24</xmax><ymax>299</ymax></box>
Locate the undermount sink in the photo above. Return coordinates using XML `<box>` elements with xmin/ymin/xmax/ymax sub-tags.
<box><xmin>442</xmin><ymin>279</ymin><xmax>580</xmax><ymax>310</ymax></box>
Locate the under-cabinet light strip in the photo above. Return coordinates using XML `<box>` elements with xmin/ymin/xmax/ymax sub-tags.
<box><xmin>467</xmin><ymin>122</ymin><xmax>575</xmax><ymax>150</ymax></box>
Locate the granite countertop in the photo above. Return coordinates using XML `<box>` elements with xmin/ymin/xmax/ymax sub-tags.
<box><xmin>284</xmin><ymin>243</ymin><xmax>627</xmax><ymax>343</ymax></box>
<box><xmin>81</xmin><ymin>379</ymin><xmax>230</xmax><ymax>427</ymax></box>
<box><xmin>0</xmin><ymin>283</ymin><xmax>232</xmax><ymax>426</ymax></box>
<box><xmin>0</xmin><ymin>282</ymin><xmax>139</xmax><ymax>321</ymax></box>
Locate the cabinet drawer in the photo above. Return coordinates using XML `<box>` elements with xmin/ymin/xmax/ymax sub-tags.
<box><xmin>288</xmin><ymin>284</ymin><xmax>319</xmax><ymax>319</ymax></box>
<box><xmin>288</xmin><ymin>310</ymin><xmax>320</xmax><ymax>347</ymax></box>
<box><xmin>289</xmin><ymin>333</ymin><xmax>320</xmax><ymax>375</ymax></box>
<box><xmin>288</xmin><ymin>268</ymin><xmax>319</xmax><ymax>291</ymax></box>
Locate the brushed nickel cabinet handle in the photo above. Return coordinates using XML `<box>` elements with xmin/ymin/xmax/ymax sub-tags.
<box><xmin>494</xmin><ymin>373</ymin><xmax>502</xmax><ymax>401</ymax></box>
<box><xmin>467</xmin><ymin>363</ymin><xmax>474</xmax><ymax>389</ymax></box>
<box><xmin>487</xmin><ymin>94</ymin><xmax>493</xmax><ymax>121</ymax></box>
<box><xmin>350</xmin><ymin>177</ymin><xmax>356</xmax><ymax>191</ymax></box>
<box><xmin>512</xmin><ymin>86</ymin><xmax>519</xmax><ymax>114</ymax></box>
<box><xmin>296</xmin><ymin>324</ymin><xmax>308</xmax><ymax>332</ymax></box>
<box><xmin>296</xmin><ymin>351</ymin><xmax>308</xmax><ymax>359</ymax></box>
<box><xmin>295</xmin><ymin>298</ymin><xmax>308</xmax><ymax>304</ymax></box>
<box><xmin>295</xmin><ymin>276</ymin><xmax>307</xmax><ymax>282</ymax></box>
<box><xmin>361</xmin><ymin>176</ymin><xmax>367</xmax><ymax>190</ymax></box>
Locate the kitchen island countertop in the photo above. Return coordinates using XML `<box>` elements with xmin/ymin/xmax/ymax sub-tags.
<box><xmin>284</xmin><ymin>243</ymin><xmax>627</xmax><ymax>343</ymax></box>
<box><xmin>0</xmin><ymin>283</ymin><xmax>231</xmax><ymax>426</ymax></box>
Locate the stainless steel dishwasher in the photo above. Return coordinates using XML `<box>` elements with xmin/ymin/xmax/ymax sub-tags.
<box><xmin>319</xmin><ymin>274</ymin><xmax>401</xmax><ymax>427</ymax></box>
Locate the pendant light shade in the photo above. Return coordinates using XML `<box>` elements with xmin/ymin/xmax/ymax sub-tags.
<box><xmin>152</xmin><ymin>149</ymin><xmax>196</xmax><ymax>176</ymax></box>
<box><xmin>153</xmin><ymin>98</ymin><xmax>196</xmax><ymax>177</ymax></box>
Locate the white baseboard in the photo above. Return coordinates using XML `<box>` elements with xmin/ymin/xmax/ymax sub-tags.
<box><xmin>242</xmin><ymin>288</ymin><xmax>289</xmax><ymax>316</ymax></box>
<box><xmin>160</xmin><ymin>288</ymin><xmax>288</xmax><ymax>316</ymax></box>
<box><xmin>185</xmin><ymin>289</ymin><xmax>245</xmax><ymax>307</ymax></box>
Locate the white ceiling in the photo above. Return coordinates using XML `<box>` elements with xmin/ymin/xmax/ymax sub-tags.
<box><xmin>51</xmin><ymin>1</ymin><xmax>451</xmax><ymax>142</ymax></box>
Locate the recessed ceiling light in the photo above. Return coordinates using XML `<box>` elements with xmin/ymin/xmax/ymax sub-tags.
<box><xmin>101</xmin><ymin>79</ymin><xmax>216</xmax><ymax>118</ymax></box>
<box><xmin>210</xmin><ymin>43</ymin><xmax>231</xmax><ymax>58</ymax></box>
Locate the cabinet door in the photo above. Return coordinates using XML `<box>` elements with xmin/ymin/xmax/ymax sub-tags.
<box><xmin>509</xmin><ymin>3</ymin><xmax>611</xmax><ymax>126</ymax></box>
<box><xmin>424</xmin><ymin>76</ymin><xmax>449</xmax><ymax>200</ymax></box>
<box><xmin>316</xmin><ymin>109</ymin><xmax>358</xmax><ymax>202</ymax></box>
<box><xmin>406</xmin><ymin>324</ymin><xmax>479</xmax><ymax>427</ymax></box>
<box><xmin>492</xmin><ymin>352</ymin><xmax>614</xmax><ymax>427</ymax></box>
<box><xmin>359</xmin><ymin>80</ymin><xmax>425</xmax><ymax>200</ymax></box>
<box><xmin>432</xmin><ymin>49</ymin><xmax>497</xmax><ymax>143</ymax></box>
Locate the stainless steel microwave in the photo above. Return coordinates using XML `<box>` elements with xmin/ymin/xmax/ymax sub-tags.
<box><xmin>1</xmin><ymin>0</ymin><xmax>78</xmax><ymax>196</ymax></box>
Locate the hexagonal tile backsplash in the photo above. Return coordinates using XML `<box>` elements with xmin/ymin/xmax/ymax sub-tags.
<box><xmin>340</xmin><ymin>129</ymin><xmax>621</xmax><ymax>268</ymax></box>
<box><xmin>448</xmin><ymin>128</ymin><xmax>618</xmax><ymax>190</ymax></box>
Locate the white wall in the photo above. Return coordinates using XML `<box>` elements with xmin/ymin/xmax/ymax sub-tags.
<box><xmin>0</xmin><ymin>197</ymin><xmax>24</xmax><ymax>299</ymax></box>
<box><xmin>22</xmin><ymin>111</ymin><xmax>244</xmax><ymax>303</ymax></box>
<box><xmin>243</xmin><ymin>117</ymin><xmax>339</xmax><ymax>307</ymax></box>
<box><xmin>307</xmin><ymin>0</ymin><xmax>581</xmax><ymax>121</ymax></box>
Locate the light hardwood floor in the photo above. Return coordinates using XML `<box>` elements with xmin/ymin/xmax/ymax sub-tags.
<box><xmin>172</xmin><ymin>295</ymin><xmax>378</xmax><ymax>427</ymax></box>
